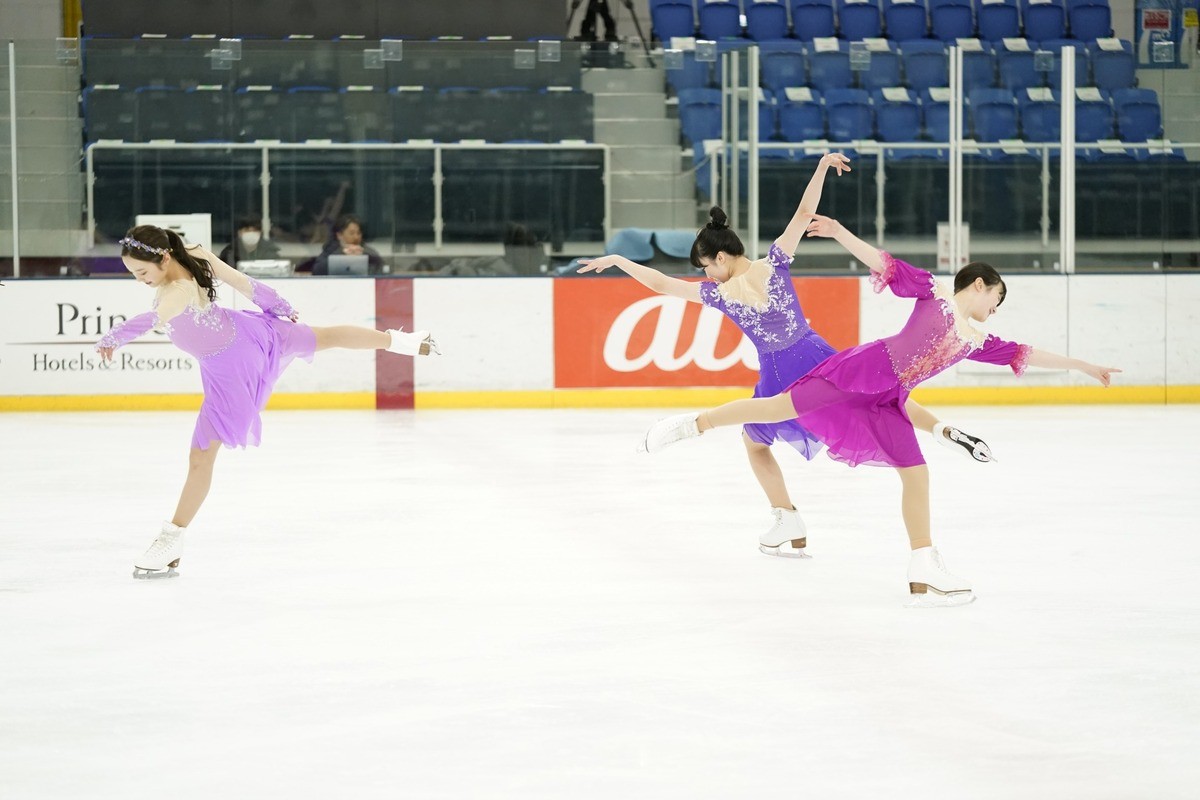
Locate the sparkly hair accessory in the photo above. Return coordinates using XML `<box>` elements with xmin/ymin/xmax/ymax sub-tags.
<box><xmin>119</xmin><ymin>236</ymin><xmax>167</xmax><ymax>256</ymax></box>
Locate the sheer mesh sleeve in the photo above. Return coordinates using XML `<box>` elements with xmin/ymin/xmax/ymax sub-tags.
<box><xmin>968</xmin><ymin>335</ymin><xmax>1033</xmax><ymax>376</ymax></box>
<box><xmin>869</xmin><ymin>251</ymin><xmax>936</xmax><ymax>300</ymax></box>
<box><xmin>248</xmin><ymin>277</ymin><xmax>296</xmax><ymax>318</ymax></box>
<box><xmin>698</xmin><ymin>280</ymin><xmax>726</xmax><ymax>312</ymax></box>
<box><xmin>95</xmin><ymin>311</ymin><xmax>158</xmax><ymax>351</ymax></box>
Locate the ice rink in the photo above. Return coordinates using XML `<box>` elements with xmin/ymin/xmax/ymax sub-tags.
<box><xmin>2</xmin><ymin>405</ymin><xmax>1198</xmax><ymax>799</ymax></box>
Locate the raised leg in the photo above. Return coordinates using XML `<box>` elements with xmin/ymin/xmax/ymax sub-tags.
<box><xmin>311</xmin><ymin>326</ymin><xmax>390</xmax><ymax>352</ymax></box>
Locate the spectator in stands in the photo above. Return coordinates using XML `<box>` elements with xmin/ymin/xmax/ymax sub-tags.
<box><xmin>218</xmin><ymin>214</ymin><xmax>282</xmax><ymax>267</ymax></box>
<box><xmin>312</xmin><ymin>214</ymin><xmax>385</xmax><ymax>275</ymax></box>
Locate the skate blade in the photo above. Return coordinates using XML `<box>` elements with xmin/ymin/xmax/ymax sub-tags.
<box><xmin>420</xmin><ymin>336</ymin><xmax>442</xmax><ymax>356</ymax></box>
<box><xmin>904</xmin><ymin>590</ymin><xmax>975</xmax><ymax>608</ymax></box>
<box><xmin>132</xmin><ymin>567</ymin><xmax>179</xmax><ymax>580</ymax></box>
<box><xmin>758</xmin><ymin>543</ymin><xmax>812</xmax><ymax>559</ymax></box>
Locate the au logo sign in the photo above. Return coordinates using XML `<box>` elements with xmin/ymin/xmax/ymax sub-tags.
<box><xmin>553</xmin><ymin>277</ymin><xmax>859</xmax><ymax>388</ymax></box>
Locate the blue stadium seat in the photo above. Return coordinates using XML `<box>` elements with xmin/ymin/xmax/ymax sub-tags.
<box><xmin>968</xmin><ymin>87</ymin><xmax>1018</xmax><ymax>140</ymax></box>
<box><xmin>761</xmin><ymin>42</ymin><xmax>809</xmax><ymax>92</ymax></box>
<box><xmin>791</xmin><ymin>0</ymin><xmax>837</xmax><ymax>39</ymax></box>
<box><xmin>389</xmin><ymin>87</ymin><xmax>441</xmax><ymax>142</ymax></box>
<box><xmin>901</xmin><ymin>40</ymin><xmax>948</xmax><ymax>90</ymax></box>
<box><xmin>134</xmin><ymin>87</ymin><xmax>184</xmax><ymax>141</ymax></box>
<box><xmin>678</xmin><ymin>88</ymin><xmax>724</xmax><ymax>144</ymax></box>
<box><xmin>1017</xmin><ymin>88</ymin><xmax>1060</xmax><ymax>141</ymax></box>
<box><xmin>839</xmin><ymin>0</ymin><xmax>884</xmax><ymax>39</ymax></box>
<box><xmin>180</xmin><ymin>87</ymin><xmax>231</xmax><ymax>142</ymax></box>
<box><xmin>920</xmin><ymin>87</ymin><xmax>953</xmax><ymax>144</ymax></box>
<box><xmin>962</xmin><ymin>42</ymin><xmax>997</xmax><ymax>90</ymax></box>
<box><xmin>1088</xmin><ymin>39</ymin><xmax>1135</xmax><ymax>90</ymax></box>
<box><xmin>83</xmin><ymin>85</ymin><xmax>137</xmax><ymax>142</ymax></box>
<box><xmin>1069</xmin><ymin>1</ymin><xmax>1112</xmax><ymax>41</ymax></box>
<box><xmin>747</xmin><ymin>0</ymin><xmax>791</xmax><ymax>40</ymax></box>
<box><xmin>699</xmin><ymin>1</ymin><xmax>745</xmax><ymax>38</ymax></box>
<box><xmin>1041</xmin><ymin>39</ymin><xmax>1088</xmax><ymax>90</ymax></box>
<box><xmin>930</xmin><ymin>2</ymin><xmax>975</xmax><ymax>40</ymax></box>
<box><xmin>884</xmin><ymin>0</ymin><xmax>928</xmax><ymax>42</ymax></box>
<box><xmin>667</xmin><ymin>50</ymin><xmax>714</xmax><ymax>93</ymax></box>
<box><xmin>860</xmin><ymin>42</ymin><xmax>902</xmax><ymax>90</ymax></box>
<box><xmin>872</xmin><ymin>87</ymin><xmax>922</xmax><ymax>141</ymax></box>
<box><xmin>976</xmin><ymin>0</ymin><xmax>1020</xmax><ymax>41</ymax></box>
<box><xmin>1113</xmin><ymin>87</ymin><xmax>1161</xmax><ymax>141</ymax></box>
<box><xmin>540</xmin><ymin>87</ymin><xmax>594</xmax><ymax>141</ymax></box>
<box><xmin>778</xmin><ymin>87</ymin><xmax>826</xmax><ymax>140</ymax></box>
<box><xmin>997</xmin><ymin>42</ymin><xmax>1040</xmax><ymax>90</ymax></box>
<box><xmin>1136</xmin><ymin>143</ymin><xmax>1187</xmax><ymax>162</ymax></box>
<box><xmin>825</xmin><ymin>88</ymin><xmax>874</xmax><ymax>139</ymax></box>
<box><xmin>236</xmin><ymin>87</ymin><xmax>289</xmax><ymax>141</ymax></box>
<box><xmin>1025</xmin><ymin>2</ymin><xmax>1067</xmax><ymax>41</ymax></box>
<box><xmin>809</xmin><ymin>40</ymin><xmax>853</xmax><ymax>90</ymax></box>
<box><xmin>1074</xmin><ymin>89</ymin><xmax>1114</xmax><ymax>141</ymax></box>
<box><xmin>652</xmin><ymin>3</ymin><xmax>696</xmax><ymax>40</ymax></box>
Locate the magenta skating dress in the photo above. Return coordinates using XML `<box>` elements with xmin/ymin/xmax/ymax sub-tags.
<box><xmin>96</xmin><ymin>279</ymin><xmax>315</xmax><ymax>450</ymax></box>
<box><xmin>699</xmin><ymin>243</ymin><xmax>837</xmax><ymax>459</ymax></box>
<box><xmin>782</xmin><ymin>253</ymin><xmax>1032</xmax><ymax>468</ymax></box>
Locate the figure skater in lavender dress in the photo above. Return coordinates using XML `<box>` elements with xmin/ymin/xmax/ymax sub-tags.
<box><xmin>96</xmin><ymin>225</ymin><xmax>440</xmax><ymax>579</ymax></box>
<box><xmin>579</xmin><ymin>153</ymin><xmax>988</xmax><ymax>559</ymax></box>
<box><xmin>640</xmin><ymin>214</ymin><xmax>1120</xmax><ymax>605</ymax></box>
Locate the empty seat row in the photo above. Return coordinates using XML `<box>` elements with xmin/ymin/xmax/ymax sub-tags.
<box><xmin>668</xmin><ymin>39</ymin><xmax>1135</xmax><ymax>94</ymax></box>
<box><xmin>82</xmin><ymin>85</ymin><xmax>592</xmax><ymax>144</ymax></box>
<box><xmin>677</xmin><ymin>85</ymin><xmax>1162</xmax><ymax>145</ymax></box>
<box><xmin>652</xmin><ymin>0</ymin><xmax>1112</xmax><ymax>44</ymax></box>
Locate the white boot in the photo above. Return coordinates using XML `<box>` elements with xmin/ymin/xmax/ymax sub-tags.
<box><xmin>933</xmin><ymin>422</ymin><xmax>995</xmax><ymax>463</ymax></box>
<box><xmin>133</xmin><ymin>521</ymin><xmax>185</xmax><ymax>579</ymax></box>
<box><xmin>759</xmin><ymin>506</ymin><xmax>810</xmax><ymax>558</ymax></box>
<box><xmin>906</xmin><ymin>546</ymin><xmax>975</xmax><ymax>607</ymax></box>
<box><xmin>386</xmin><ymin>327</ymin><xmax>440</xmax><ymax>357</ymax></box>
<box><xmin>638</xmin><ymin>412</ymin><xmax>701</xmax><ymax>453</ymax></box>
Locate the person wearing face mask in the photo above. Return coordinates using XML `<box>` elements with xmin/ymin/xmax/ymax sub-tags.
<box><xmin>218</xmin><ymin>214</ymin><xmax>282</xmax><ymax>267</ymax></box>
<box><xmin>312</xmin><ymin>214</ymin><xmax>385</xmax><ymax>275</ymax></box>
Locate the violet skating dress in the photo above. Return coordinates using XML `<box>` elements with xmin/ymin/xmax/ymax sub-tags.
<box><xmin>698</xmin><ymin>243</ymin><xmax>837</xmax><ymax>459</ymax></box>
<box><xmin>783</xmin><ymin>253</ymin><xmax>1032</xmax><ymax>468</ymax></box>
<box><xmin>96</xmin><ymin>278</ymin><xmax>316</xmax><ymax>450</ymax></box>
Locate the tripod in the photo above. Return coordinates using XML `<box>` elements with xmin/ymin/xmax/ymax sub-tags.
<box><xmin>565</xmin><ymin>0</ymin><xmax>655</xmax><ymax>65</ymax></box>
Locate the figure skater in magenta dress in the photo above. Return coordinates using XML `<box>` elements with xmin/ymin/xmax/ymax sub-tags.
<box><xmin>579</xmin><ymin>153</ymin><xmax>989</xmax><ymax>559</ymax></box>
<box><xmin>639</xmin><ymin>214</ymin><xmax>1120</xmax><ymax>606</ymax></box>
<box><xmin>96</xmin><ymin>224</ymin><xmax>439</xmax><ymax>579</ymax></box>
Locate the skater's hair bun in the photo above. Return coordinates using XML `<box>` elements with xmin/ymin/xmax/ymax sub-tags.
<box><xmin>954</xmin><ymin>261</ymin><xmax>1006</xmax><ymax>306</ymax></box>
<box><xmin>121</xmin><ymin>224</ymin><xmax>218</xmax><ymax>303</ymax></box>
<box><xmin>690</xmin><ymin>206</ymin><xmax>745</xmax><ymax>270</ymax></box>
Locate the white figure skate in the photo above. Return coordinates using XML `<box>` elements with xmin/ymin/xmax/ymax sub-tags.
<box><xmin>638</xmin><ymin>412</ymin><xmax>701</xmax><ymax>453</ymax></box>
<box><xmin>905</xmin><ymin>546</ymin><xmax>975</xmax><ymax>607</ymax></box>
<box><xmin>759</xmin><ymin>506</ymin><xmax>810</xmax><ymax>558</ymax></box>
<box><xmin>386</xmin><ymin>327</ymin><xmax>440</xmax><ymax>357</ymax></box>
<box><xmin>933</xmin><ymin>422</ymin><xmax>995</xmax><ymax>463</ymax></box>
<box><xmin>133</xmin><ymin>521</ymin><xmax>185</xmax><ymax>580</ymax></box>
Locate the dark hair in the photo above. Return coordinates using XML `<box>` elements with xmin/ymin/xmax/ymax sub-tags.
<box><xmin>954</xmin><ymin>261</ymin><xmax>1006</xmax><ymax>306</ymax></box>
<box><xmin>690</xmin><ymin>206</ymin><xmax>745</xmax><ymax>269</ymax></box>
<box><xmin>235</xmin><ymin>214</ymin><xmax>263</xmax><ymax>231</ymax></box>
<box><xmin>120</xmin><ymin>225</ymin><xmax>218</xmax><ymax>303</ymax></box>
<box><xmin>333</xmin><ymin>214</ymin><xmax>363</xmax><ymax>236</ymax></box>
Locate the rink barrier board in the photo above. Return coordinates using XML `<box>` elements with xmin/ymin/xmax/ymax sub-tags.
<box><xmin>2</xmin><ymin>385</ymin><xmax>1197</xmax><ymax>412</ymax></box>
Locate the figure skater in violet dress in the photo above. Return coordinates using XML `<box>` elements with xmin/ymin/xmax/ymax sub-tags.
<box><xmin>638</xmin><ymin>214</ymin><xmax>1120</xmax><ymax>606</ymax></box>
<box><xmin>579</xmin><ymin>154</ymin><xmax>992</xmax><ymax>559</ymax></box>
<box><xmin>96</xmin><ymin>225</ymin><xmax>440</xmax><ymax>579</ymax></box>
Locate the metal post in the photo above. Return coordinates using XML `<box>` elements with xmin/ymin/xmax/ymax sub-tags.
<box><xmin>730</xmin><ymin>52</ymin><xmax>740</xmax><ymax>230</ymax></box>
<box><xmin>719</xmin><ymin>51</ymin><xmax>729</xmax><ymax>212</ymax></box>
<box><xmin>86</xmin><ymin>144</ymin><xmax>95</xmax><ymax>247</ymax></box>
<box><xmin>1040</xmin><ymin>144</ymin><xmax>1050</xmax><ymax>248</ymax></box>
<box><xmin>8</xmin><ymin>42</ymin><xmax>19</xmax><ymax>277</ymax></box>
<box><xmin>433</xmin><ymin>145</ymin><xmax>443</xmax><ymax>250</ymax></box>
<box><xmin>747</xmin><ymin>46</ymin><xmax>759</xmax><ymax>260</ymax></box>
<box><xmin>948</xmin><ymin>46</ymin><xmax>963</xmax><ymax>273</ymax></box>
<box><xmin>260</xmin><ymin>145</ymin><xmax>271</xmax><ymax>238</ymax></box>
<box><xmin>602</xmin><ymin>143</ymin><xmax>612</xmax><ymax>246</ymax></box>
<box><xmin>875</xmin><ymin>148</ymin><xmax>885</xmax><ymax>245</ymax></box>
<box><xmin>1059</xmin><ymin>47</ymin><xmax>1075</xmax><ymax>274</ymax></box>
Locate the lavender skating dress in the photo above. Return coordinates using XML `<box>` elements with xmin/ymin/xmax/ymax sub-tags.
<box><xmin>783</xmin><ymin>253</ymin><xmax>1032</xmax><ymax>468</ymax></box>
<box><xmin>96</xmin><ymin>279</ymin><xmax>316</xmax><ymax>450</ymax></box>
<box><xmin>698</xmin><ymin>243</ymin><xmax>837</xmax><ymax>459</ymax></box>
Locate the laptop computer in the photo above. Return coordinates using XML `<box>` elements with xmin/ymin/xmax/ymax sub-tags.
<box><xmin>327</xmin><ymin>254</ymin><xmax>370</xmax><ymax>275</ymax></box>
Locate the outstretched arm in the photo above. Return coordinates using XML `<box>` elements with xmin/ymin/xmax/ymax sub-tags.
<box><xmin>805</xmin><ymin>214</ymin><xmax>883</xmax><ymax>273</ymax></box>
<box><xmin>186</xmin><ymin>244</ymin><xmax>253</xmax><ymax>299</ymax></box>
<box><xmin>1026</xmin><ymin>349</ymin><xmax>1121</xmax><ymax>387</ymax></box>
<box><xmin>775</xmin><ymin>153</ymin><xmax>851</xmax><ymax>256</ymax></box>
<box><xmin>577</xmin><ymin>255</ymin><xmax>702</xmax><ymax>303</ymax></box>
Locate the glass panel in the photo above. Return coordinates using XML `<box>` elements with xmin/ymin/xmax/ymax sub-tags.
<box><xmin>0</xmin><ymin>44</ymin><xmax>11</xmax><ymax>277</ymax></box>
